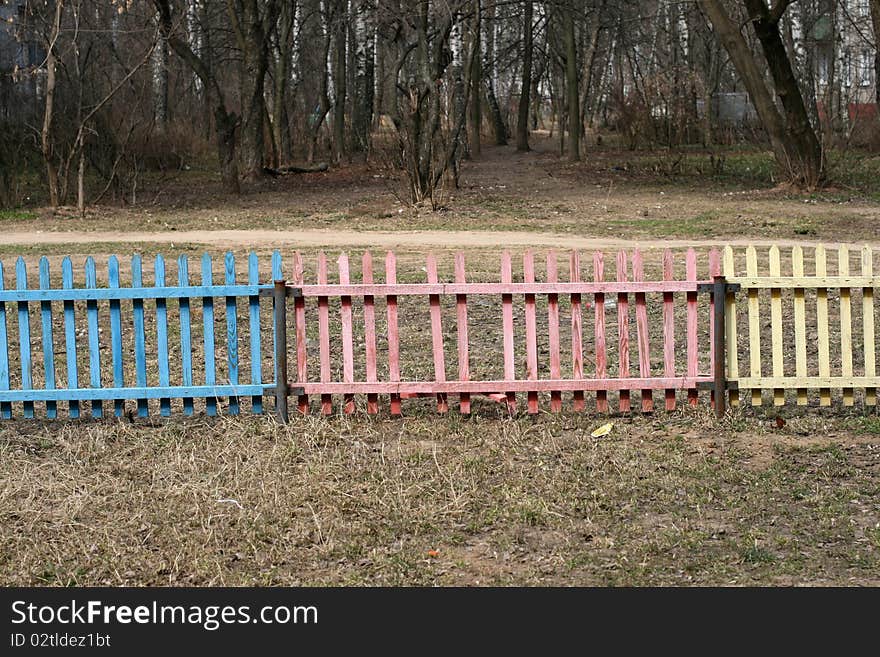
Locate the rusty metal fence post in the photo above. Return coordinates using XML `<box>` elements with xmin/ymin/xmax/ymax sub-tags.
<box><xmin>713</xmin><ymin>275</ymin><xmax>727</xmax><ymax>418</ymax></box>
<box><xmin>273</xmin><ymin>280</ymin><xmax>289</xmax><ymax>423</ymax></box>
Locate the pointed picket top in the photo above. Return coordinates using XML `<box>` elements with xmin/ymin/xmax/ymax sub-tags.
<box><xmin>272</xmin><ymin>250</ymin><xmax>283</xmax><ymax>281</ymax></box>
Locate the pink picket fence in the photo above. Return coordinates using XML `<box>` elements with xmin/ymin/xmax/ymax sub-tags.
<box><xmin>272</xmin><ymin>249</ymin><xmax>728</xmax><ymax>420</ymax></box>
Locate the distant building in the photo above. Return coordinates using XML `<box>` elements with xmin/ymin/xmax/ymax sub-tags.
<box><xmin>1</xmin><ymin>0</ymin><xmax>45</xmax><ymax>119</ymax></box>
<box><xmin>795</xmin><ymin>0</ymin><xmax>877</xmax><ymax>126</ymax></box>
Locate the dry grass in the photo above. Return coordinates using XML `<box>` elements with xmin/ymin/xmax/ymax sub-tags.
<box><xmin>1</xmin><ymin>409</ymin><xmax>878</xmax><ymax>586</ymax></box>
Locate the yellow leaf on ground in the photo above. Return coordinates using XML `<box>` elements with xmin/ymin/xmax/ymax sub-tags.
<box><xmin>590</xmin><ymin>422</ymin><xmax>614</xmax><ymax>438</ymax></box>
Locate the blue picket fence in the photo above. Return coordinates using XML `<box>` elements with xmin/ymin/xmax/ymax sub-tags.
<box><xmin>0</xmin><ymin>250</ymin><xmax>285</xmax><ymax>419</ymax></box>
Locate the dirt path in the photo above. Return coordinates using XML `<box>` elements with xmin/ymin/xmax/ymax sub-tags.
<box><xmin>3</xmin><ymin>228</ymin><xmax>876</xmax><ymax>250</ymax></box>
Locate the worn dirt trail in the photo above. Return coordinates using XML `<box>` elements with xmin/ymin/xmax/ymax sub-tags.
<box><xmin>3</xmin><ymin>229</ymin><xmax>874</xmax><ymax>250</ymax></box>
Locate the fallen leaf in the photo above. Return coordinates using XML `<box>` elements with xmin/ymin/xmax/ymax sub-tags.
<box><xmin>591</xmin><ymin>422</ymin><xmax>614</xmax><ymax>438</ymax></box>
<box><xmin>426</xmin><ymin>549</ymin><xmax>440</xmax><ymax>558</ymax></box>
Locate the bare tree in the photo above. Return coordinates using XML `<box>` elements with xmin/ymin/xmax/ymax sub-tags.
<box><xmin>516</xmin><ymin>0</ymin><xmax>533</xmax><ymax>151</ymax></box>
<box><xmin>155</xmin><ymin>0</ymin><xmax>242</xmax><ymax>193</ymax></box>
<box><xmin>872</xmin><ymin>0</ymin><xmax>880</xmax><ymax>106</ymax></box>
<box><xmin>563</xmin><ymin>0</ymin><xmax>579</xmax><ymax>160</ymax></box>
<box><xmin>40</xmin><ymin>0</ymin><xmax>63</xmax><ymax>207</ymax></box>
<box><xmin>228</xmin><ymin>0</ymin><xmax>278</xmax><ymax>179</ymax></box>
<box><xmin>698</xmin><ymin>0</ymin><xmax>824</xmax><ymax>187</ymax></box>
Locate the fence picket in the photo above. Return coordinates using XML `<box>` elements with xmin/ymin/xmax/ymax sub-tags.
<box><xmin>132</xmin><ymin>255</ymin><xmax>149</xmax><ymax>417</ymax></box>
<box><xmin>339</xmin><ymin>253</ymin><xmax>355</xmax><ymax>414</ymax></box>
<box><xmin>16</xmin><ymin>259</ymin><xmax>33</xmax><ymax>418</ymax></box>
<box><xmin>792</xmin><ymin>246</ymin><xmax>808</xmax><ymax>405</ymax></box>
<box><xmin>317</xmin><ymin>252</ymin><xmax>332</xmax><ymax>415</ymax></box>
<box><xmin>769</xmin><ymin>246</ymin><xmax>785</xmax><ymax>406</ymax></box>
<box><xmin>454</xmin><ymin>253</ymin><xmax>470</xmax><ymax>415</ymax></box>
<box><xmin>632</xmin><ymin>250</ymin><xmax>653</xmax><ymax>412</ymax></box>
<box><xmin>663</xmin><ymin>249</ymin><xmax>676</xmax><ymax>410</ymax></box>
<box><xmin>272</xmin><ymin>250</ymin><xmax>283</xmax><ymax>401</ymax></box>
<box><xmin>722</xmin><ymin>246</ymin><xmax>739</xmax><ymax>407</ymax></box>
<box><xmin>570</xmin><ymin>251</ymin><xmax>584</xmax><ymax>411</ymax></box>
<box><xmin>108</xmin><ymin>256</ymin><xmax>124</xmax><ymax>417</ymax></box>
<box><xmin>839</xmin><ymin>246</ymin><xmax>854</xmax><ymax>406</ymax></box>
<box><xmin>815</xmin><ymin>246</ymin><xmax>831</xmax><ymax>406</ymax></box>
<box><xmin>385</xmin><ymin>251</ymin><xmax>401</xmax><ymax>416</ymax></box>
<box><xmin>225</xmin><ymin>252</ymin><xmax>240</xmax><ymax>415</ymax></box>
<box><xmin>178</xmin><ymin>256</ymin><xmax>194</xmax><ymax>416</ymax></box>
<box><xmin>155</xmin><ymin>255</ymin><xmax>171</xmax><ymax>416</ymax></box>
<box><xmin>686</xmin><ymin>248</ymin><xmax>698</xmax><ymax>407</ymax></box>
<box><xmin>362</xmin><ymin>252</ymin><xmax>379</xmax><ymax>414</ymax></box>
<box><xmin>426</xmin><ymin>254</ymin><xmax>448</xmax><ymax>413</ymax></box>
<box><xmin>86</xmin><ymin>257</ymin><xmax>103</xmax><ymax>418</ymax></box>
<box><xmin>617</xmin><ymin>251</ymin><xmax>630</xmax><ymax>412</ymax></box>
<box><xmin>0</xmin><ymin>262</ymin><xmax>10</xmax><ymax>419</ymax></box>
<box><xmin>862</xmin><ymin>246</ymin><xmax>876</xmax><ymax>406</ymax></box>
<box><xmin>248</xmin><ymin>252</ymin><xmax>264</xmax><ymax>415</ymax></box>
<box><xmin>547</xmin><ymin>252</ymin><xmax>562</xmax><ymax>412</ymax></box>
<box><xmin>746</xmin><ymin>246</ymin><xmax>762</xmax><ymax>405</ymax></box>
<box><xmin>594</xmin><ymin>251</ymin><xmax>608</xmax><ymax>412</ymax></box>
<box><xmin>291</xmin><ymin>251</ymin><xmax>307</xmax><ymax>414</ymax></box>
<box><xmin>501</xmin><ymin>251</ymin><xmax>516</xmax><ymax>413</ymax></box>
<box><xmin>524</xmin><ymin>251</ymin><xmax>539</xmax><ymax>414</ymax></box>
<box><xmin>39</xmin><ymin>257</ymin><xmax>57</xmax><ymax>419</ymax></box>
<box><xmin>201</xmin><ymin>254</ymin><xmax>217</xmax><ymax>416</ymax></box>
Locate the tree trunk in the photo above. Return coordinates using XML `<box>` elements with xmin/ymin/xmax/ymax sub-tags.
<box><xmin>332</xmin><ymin>0</ymin><xmax>348</xmax><ymax>163</ymax></box>
<box><xmin>42</xmin><ymin>0</ymin><xmax>63</xmax><ymax>208</ymax></box>
<box><xmin>743</xmin><ymin>0</ymin><xmax>823</xmax><ymax>186</ymax></box>
<box><xmin>468</xmin><ymin>0</ymin><xmax>482</xmax><ymax>158</ymax></box>
<box><xmin>153</xmin><ymin>25</ymin><xmax>170</xmax><ymax>129</ymax></box>
<box><xmin>697</xmin><ymin>0</ymin><xmax>824</xmax><ymax>187</ymax></box>
<box><xmin>215</xmin><ymin>106</ymin><xmax>242</xmax><ymax>194</ymax></box>
<box><xmin>352</xmin><ymin>4</ymin><xmax>374</xmax><ymax>154</ymax></box>
<box><xmin>483</xmin><ymin>1</ymin><xmax>507</xmax><ymax>145</ymax></box>
<box><xmin>516</xmin><ymin>0</ymin><xmax>533</xmax><ymax>151</ymax></box>
<box><xmin>154</xmin><ymin>0</ymin><xmax>241</xmax><ymax>193</ymax></box>
<box><xmin>871</xmin><ymin>0</ymin><xmax>880</xmax><ymax>107</ymax></box>
<box><xmin>271</xmin><ymin>0</ymin><xmax>295</xmax><ymax>168</ymax></box>
<box><xmin>578</xmin><ymin>7</ymin><xmax>601</xmax><ymax>144</ymax></box>
<box><xmin>563</xmin><ymin>3</ymin><xmax>579</xmax><ymax>161</ymax></box>
<box><xmin>450</xmin><ymin>17</ymin><xmax>469</xmax><ymax>174</ymax></box>
<box><xmin>230</xmin><ymin>0</ymin><xmax>273</xmax><ymax>180</ymax></box>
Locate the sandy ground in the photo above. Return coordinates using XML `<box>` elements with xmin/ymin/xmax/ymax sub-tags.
<box><xmin>4</xmin><ymin>228</ymin><xmax>878</xmax><ymax>250</ymax></box>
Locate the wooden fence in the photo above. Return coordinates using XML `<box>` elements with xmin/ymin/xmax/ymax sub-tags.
<box><xmin>0</xmin><ymin>244</ymin><xmax>876</xmax><ymax>421</ymax></box>
<box><xmin>272</xmin><ymin>249</ymin><xmax>725</xmax><ymax>420</ymax></box>
<box><xmin>722</xmin><ymin>244</ymin><xmax>877</xmax><ymax>408</ymax></box>
<box><xmin>0</xmin><ymin>252</ymin><xmax>282</xmax><ymax>419</ymax></box>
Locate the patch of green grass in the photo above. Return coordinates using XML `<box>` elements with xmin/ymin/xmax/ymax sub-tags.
<box><xmin>845</xmin><ymin>415</ymin><xmax>880</xmax><ymax>436</ymax></box>
<box><xmin>0</xmin><ymin>208</ymin><xmax>37</xmax><ymax>221</ymax></box>
<box><xmin>600</xmin><ymin>213</ymin><xmax>720</xmax><ymax>237</ymax></box>
<box><xmin>0</xmin><ymin>242</ymin><xmax>208</xmax><ymax>259</ymax></box>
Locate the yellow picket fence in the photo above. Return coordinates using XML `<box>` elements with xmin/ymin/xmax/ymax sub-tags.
<box><xmin>722</xmin><ymin>244</ymin><xmax>877</xmax><ymax>407</ymax></box>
